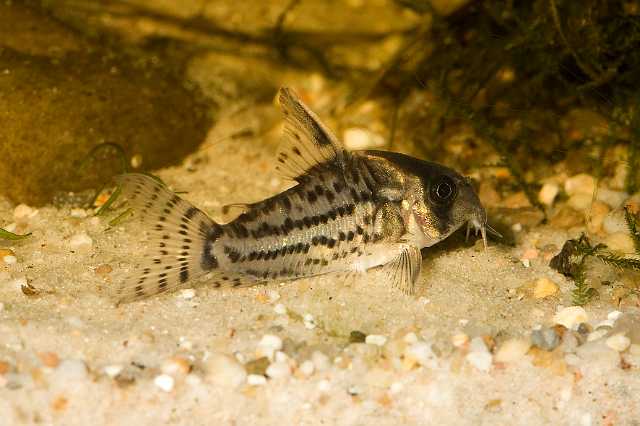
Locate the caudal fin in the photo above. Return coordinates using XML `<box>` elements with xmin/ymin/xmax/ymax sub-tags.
<box><xmin>113</xmin><ymin>174</ymin><xmax>222</xmax><ymax>303</ymax></box>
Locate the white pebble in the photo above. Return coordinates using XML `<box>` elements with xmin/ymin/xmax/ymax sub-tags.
<box><xmin>451</xmin><ymin>333</ymin><xmax>469</xmax><ymax>348</ymax></box>
<box><xmin>154</xmin><ymin>374</ymin><xmax>175</xmax><ymax>392</ymax></box>
<box><xmin>267</xmin><ymin>289</ymin><xmax>280</xmax><ymax>302</ymax></box>
<box><xmin>494</xmin><ymin>338</ymin><xmax>531</xmax><ymax>363</ymax></box>
<box><xmin>247</xmin><ymin>374</ymin><xmax>267</xmax><ymax>386</ymax></box>
<box><xmin>538</xmin><ymin>182</ymin><xmax>559</xmax><ymax>206</ymax></box>
<box><xmin>469</xmin><ymin>336</ymin><xmax>489</xmax><ymax>353</ymax></box>
<box><xmin>185</xmin><ymin>374</ymin><xmax>202</xmax><ymax>387</ymax></box>
<box><xmin>607</xmin><ymin>310</ymin><xmax>623</xmax><ymax>322</ymax></box>
<box><xmin>587</xmin><ymin>329</ymin><xmax>609</xmax><ymax>342</ymax></box>
<box><xmin>70</xmin><ymin>208</ymin><xmax>88</xmax><ymax>218</ymax></box>
<box><xmin>103</xmin><ymin>365</ymin><xmax>123</xmax><ymax>378</ymax></box>
<box><xmin>343</xmin><ymin>128</ymin><xmax>385</xmax><ymax>150</ymax></box>
<box><xmin>299</xmin><ymin>360</ymin><xmax>315</xmax><ymax>377</ymax></box>
<box><xmin>56</xmin><ymin>359</ymin><xmax>88</xmax><ymax>381</ymax></box>
<box><xmin>266</xmin><ymin>361</ymin><xmax>291</xmax><ymax>379</ymax></box>
<box><xmin>69</xmin><ymin>233</ymin><xmax>93</xmax><ymax>249</ymax></box>
<box><xmin>10</xmin><ymin>276</ymin><xmax>27</xmax><ymax>292</ymax></box>
<box><xmin>605</xmin><ymin>333</ymin><xmax>631</xmax><ymax>352</ymax></box>
<box><xmin>521</xmin><ymin>259</ymin><xmax>531</xmax><ymax>268</ymax></box>
<box><xmin>205</xmin><ymin>353</ymin><xmax>246</xmax><ymax>388</ymax></box>
<box><xmin>365</xmin><ymin>334</ymin><xmax>387</xmax><ymax>346</ymax></box>
<box><xmin>594</xmin><ymin>319</ymin><xmax>615</xmax><ymax>329</ymax></box>
<box><xmin>405</xmin><ymin>342</ymin><xmax>437</xmax><ymax>368</ymax></box>
<box><xmin>390</xmin><ymin>382</ymin><xmax>404</xmax><ymax>394</ymax></box>
<box><xmin>273</xmin><ymin>303</ymin><xmax>287</xmax><ymax>315</ymax></box>
<box><xmin>3</xmin><ymin>255</ymin><xmax>17</xmax><ymax>265</ymax></box>
<box><xmin>403</xmin><ymin>332</ymin><xmax>419</xmax><ymax>344</ymax></box>
<box><xmin>511</xmin><ymin>223</ymin><xmax>522</xmax><ymax>232</ymax></box>
<box><xmin>311</xmin><ymin>351</ymin><xmax>330</xmax><ymax>371</ymax></box>
<box><xmin>317</xmin><ymin>379</ymin><xmax>331</xmax><ymax>392</ymax></box>
<box><xmin>466</xmin><ymin>351</ymin><xmax>493</xmax><ymax>372</ymax></box>
<box><xmin>13</xmin><ymin>204</ymin><xmax>37</xmax><ymax>220</ymax></box>
<box><xmin>303</xmin><ymin>313</ymin><xmax>316</xmax><ymax>329</ymax></box>
<box><xmin>553</xmin><ymin>306</ymin><xmax>588</xmax><ymax>330</ymax></box>
<box><xmin>257</xmin><ymin>334</ymin><xmax>283</xmax><ymax>360</ymax></box>
<box><xmin>179</xmin><ymin>288</ymin><xmax>196</xmax><ymax>300</ymax></box>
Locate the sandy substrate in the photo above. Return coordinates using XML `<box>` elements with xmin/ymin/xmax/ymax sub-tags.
<box><xmin>2</xmin><ymin>126</ymin><xmax>640</xmax><ymax>425</ymax></box>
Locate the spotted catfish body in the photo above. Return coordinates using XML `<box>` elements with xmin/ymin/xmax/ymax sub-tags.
<box><xmin>114</xmin><ymin>87</ymin><xmax>488</xmax><ymax>303</ymax></box>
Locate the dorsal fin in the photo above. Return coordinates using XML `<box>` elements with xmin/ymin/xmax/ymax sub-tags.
<box><xmin>275</xmin><ymin>87</ymin><xmax>346</xmax><ymax>181</ymax></box>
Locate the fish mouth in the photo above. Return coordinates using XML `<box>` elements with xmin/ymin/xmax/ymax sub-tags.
<box><xmin>465</xmin><ymin>209</ymin><xmax>502</xmax><ymax>250</ymax></box>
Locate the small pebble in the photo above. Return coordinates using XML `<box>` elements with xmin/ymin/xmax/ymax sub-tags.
<box><xmin>11</xmin><ymin>276</ymin><xmax>28</xmax><ymax>292</ymax></box>
<box><xmin>70</xmin><ymin>208</ymin><xmax>87</xmax><ymax>218</ymax></box>
<box><xmin>603</xmin><ymin>209</ymin><xmax>627</xmax><ymax>235</ymax></box>
<box><xmin>161</xmin><ymin>356</ymin><xmax>192</xmax><ymax>376</ymax></box>
<box><xmin>451</xmin><ymin>333</ymin><xmax>469</xmax><ymax>348</ymax></box>
<box><xmin>365</xmin><ymin>334</ymin><xmax>387</xmax><ymax>346</ymax></box>
<box><xmin>247</xmin><ymin>374</ymin><xmax>267</xmax><ymax>386</ymax></box>
<box><xmin>531</xmin><ymin>328</ymin><xmax>560</xmax><ymax>351</ymax></box>
<box><xmin>605</xmin><ymin>333</ymin><xmax>631</xmax><ymax>352</ymax></box>
<box><xmin>154</xmin><ymin>374</ymin><xmax>175</xmax><ymax>392</ymax></box>
<box><xmin>266</xmin><ymin>361</ymin><xmax>291</xmax><ymax>379</ymax></box>
<box><xmin>13</xmin><ymin>204</ymin><xmax>37</xmax><ymax>220</ymax></box>
<box><xmin>303</xmin><ymin>313</ymin><xmax>316</xmax><ymax>329</ymax></box>
<box><xmin>533</xmin><ymin>277</ymin><xmax>559</xmax><ymax>299</ymax></box>
<box><xmin>587</xmin><ymin>329</ymin><xmax>609</xmax><ymax>342</ymax></box>
<box><xmin>494</xmin><ymin>339</ymin><xmax>531</xmax><ymax>363</ymax></box>
<box><xmin>466</xmin><ymin>351</ymin><xmax>493</xmax><ymax>372</ymax></box>
<box><xmin>95</xmin><ymin>264</ymin><xmax>113</xmax><ymax>276</ymax></box>
<box><xmin>553</xmin><ymin>306</ymin><xmax>588</xmax><ymax>330</ymax></box>
<box><xmin>311</xmin><ymin>351</ymin><xmax>330</xmax><ymax>371</ymax></box>
<box><xmin>404</xmin><ymin>342</ymin><xmax>437</xmax><ymax>368</ymax></box>
<box><xmin>564</xmin><ymin>174</ymin><xmax>595</xmax><ymax>196</ymax></box>
<box><xmin>389</xmin><ymin>382</ymin><xmax>403</xmax><ymax>394</ymax></box>
<box><xmin>317</xmin><ymin>379</ymin><xmax>331</xmax><ymax>392</ymax></box>
<box><xmin>538</xmin><ymin>183</ymin><xmax>559</xmax><ymax>206</ymax></box>
<box><xmin>607</xmin><ymin>311</ymin><xmax>623</xmax><ymax>321</ymax></box>
<box><xmin>267</xmin><ymin>289</ymin><xmax>280</xmax><ymax>302</ymax></box>
<box><xmin>273</xmin><ymin>303</ymin><xmax>287</xmax><ymax>315</ymax></box>
<box><xmin>257</xmin><ymin>334</ymin><xmax>283</xmax><ymax>360</ymax></box>
<box><xmin>38</xmin><ymin>352</ymin><xmax>60</xmax><ymax>368</ymax></box>
<box><xmin>2</xmin><ymin>255</ymin><xmax>17</xmax><ymax>265</ymax></box>
<box><xmin>56</xmin><ymin>359</ymin><xmax>88</xmax><ymax>381</ymax></box>
<box><xmin>103</xmin><ymin>365</ymin><xmax>123</xmax><ymax>378</ymax></box>
<box><xmin>69</xmin><ymin>233</ymin><xmax>93</xmax><ymax>249</ymax></box>
<box><xmin>349</xmin><ymin>330</ymin><xmax>367</xmax><ymax>343</ymax></box>
<box><xmin>179</xmin><ymin>289</ymin><xmax>196</xmax><ymax>300</ymax></box>
<box><xmin>604</xmin><ymin>232</ymin><xmax>634</xmax><ymax>254</ymax></box>
<box><xmin>567</xmin><ymin>193</ymin><xmax>592</xmax><ymax>211</ymax></box>
<box><xmin>205</xmin><ymin>354</ymin><xmax>246</xmax><ymax>388</ymax></box>
<box><xmin>403</xmin><ymin>332</ymin><xmax>418</xmax><ymax>344</ymax></box>
<box><xmin>298</xmin><ymin>360</ymin><xmax>314</xmax><ymax>377</ymax></box>
<box><xmin>596</xmin><ymin>188</ymin><xmax>627</xmax><ymax>209</ymax></box>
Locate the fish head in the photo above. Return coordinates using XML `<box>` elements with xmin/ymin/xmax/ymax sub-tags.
<box><xmin>363</xmin><ymin>151</ymin><xmax>488</xmax><ymax>248</ymax></box>
<box><xmin>409</xmin><ymin>165</ymin><xmax>487</xmax><ymax>248</ymax></box>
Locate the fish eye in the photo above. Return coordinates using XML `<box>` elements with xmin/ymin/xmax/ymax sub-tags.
<box><xmin>429</xmin><ymin>176</ymin><xmax>457</xmax><ymax>204</ymax></box>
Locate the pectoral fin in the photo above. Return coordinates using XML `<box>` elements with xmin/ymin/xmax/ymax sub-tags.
<box><xmin>385</xmin><ymin>245</ymin><xmax>422</xmax><ymax>295</ymax></box>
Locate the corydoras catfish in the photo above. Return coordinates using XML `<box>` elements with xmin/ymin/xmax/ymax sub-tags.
<box><xmin>114</xmin><ymin>87</ymin><xmax>491</xmax><ymax>303</ymax></box>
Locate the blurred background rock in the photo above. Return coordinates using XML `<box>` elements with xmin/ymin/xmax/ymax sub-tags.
<box><xmin>2</xmin><ymin>0</ymin><xmax>640</xmax><ymax>219</ymax></box>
